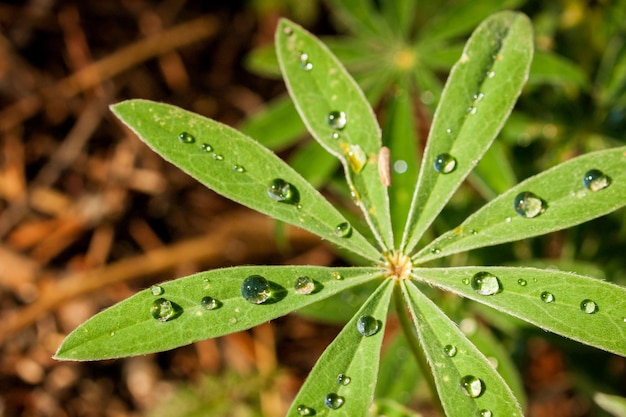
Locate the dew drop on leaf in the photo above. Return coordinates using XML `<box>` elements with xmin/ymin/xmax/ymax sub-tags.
<box><xmin>442</xmin><ymin>344</ymin><xmax>457</xmax><ymax>357</ymax></box>
<box><xmin>324</xmin><ymin>393</ymin><xmax>345</xmax><ymax>409</ymax></box>
<box><xmin>330</xmin><ymin>132</ymin><xmax>340</xmax><ymax>140</ymax></box>
<box><xmin>583</xmin><ymin>169</ymin><xmax>610</xmax><ymax>192</ymax></box>
<box><xmin>150</xmin><ymin>285</ymin><xmax>164</xmax><ymax>296</ymax></box>
<box><xmin>540</xmin><ymin>291</ymin><xmax>555</xmax><ymax>303</ymax></box>
<box><xmin>433</xmin><ymin>153</ymin><xmax>457</xmax><ymax>174</ymax></box>
<box><xmin>459</xmin><ymin>375</ymin><xmax>485</xmax><ymax>398</ymax></box>
<box><xmin>267</xmin><ymin>179</ymin><xmax>300</xmax><ymax>204</ymax></box>
<box><xmin>232</xmin><ymin>164</ymin><xmax>245</xmax><ymax>173</ymax></box>
<box><xmin>241</xmin><ymin>275</ymin><xmax>271</xmax><ymax>304</ymax></box>
<box><xmin>199</xmin><ymin>143</ymin><xmax>213</xmax><ymax>152</ymax></box>
<box><xmin>580</xmin><ymin>299</ymin><xmax>599</xmax><ymax>314</ymax></box>
<box><xmin>487</xmin><ymin>70</ymin><xmax>495</xmax><ymax>78</ymax></box>
<box><xmin>332</xmin><ymin>271</ymin><xmax>344</xmax><ymax>280</ymax></box>
<box><xmin>514</xmin><ymin>191</ymin><xmax>545</xmax><ymax>218</ymax></box>
<box><xmin>357</xmin><ymin>315</ymin><xmax>380</xmax><ymax>336</ymax></box>
<box><xmin>517</xmin><ymin>279</ymin><xmax>528</xmax><ymax>287</ymax></box>
<box><xmin>430</xmin><ymin>247</ymin><xmax>442</xmax><ymax>254</ymax></box>
<box><xmin>337</xmin><ymin>373</ymin><xmax>351</xmax><ymax>385</ymax></box>
<box><xmin>462</xmin><ymin>277</ymin><xmax>470</xmax><ymax>285</ymax></box>
<box><xmin>296</xmin><ymin>405</ymin><xmax>314</xmax><ymax>416</ymax></box>
<box><xmin>299</xmin><ymin>52</ymin><xmax>313</xmax><ymax>71</ymax></box>
<box><xmin>212</xmin><ymin>153</ymin><xmax>224</xmax><ymax>161</ymax></box>
<box><xmin>200</xmin><ymin>296</ymin><xmax>220</xmax><ymax>310</ymax></box>
<box><xmin>294</xmin><ymin>276</ymin><xmax>315</xmax><ymax>295</ymax></box>
<box><xmin>150</xmin><ymin>298</ymin><xmax>175</xmax><ymax>322</ymax></box>
<box><xmin>178</xmin><ymin>132</ymin><xmax>195</xmax><ymax>144</ymax></box>
<box><xmin>480</xmin><ymin>409</ymin><xmax>493</xmax><ymax>417</ymax></box>
<box><xmin>471</xmin><ymin>272</ymin><xmax>502</xmax><ymax>296</ymax></box>
<box><xmin>335</xmin><ymin>222</ymin><xmax>352</xmax><ymax>238</ymax></box>
<box><xmin>283</xmin><ymin>26</ymin><xmax>293</xmax><ymax>36</ymax></box>
<box><xmin>327</xmin><ymin>110</ymin><xmax>347</xmax><ymax>130</ymax></box>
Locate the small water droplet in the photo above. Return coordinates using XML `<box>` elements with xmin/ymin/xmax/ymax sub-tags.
<box><xmin>514</xmin><ymin>191</ymin><xmax>545</xmax><ymax>218</ymax></box>
<box><xmin>479</xmin><ymin>409</ymin><xmax>493</xmax><ymax>417</ymax></box>
<box><xmin>471</xmin><ymin>272</ymin><xmax>502</xmax><ymax>296</ymax></box>
<box><xmin>583</xmin><ymin>169</ymin><xmax>610</xmax><ymax>192</ymax></box>
<box><xmin>335</xmin><ymin>222</ymin><xmax>352</xmax><ymax>238</ymax></box>
<box><xmin>267</xmin><ymin>179</ymin><xmax>300</xmax><ymax>204</ymax></box>
<box><xmin>487</xmin><ymin>70</ymin><xmax>495</xmax><ymax>78</ymax></box>
<box><xmin>327</xmin><ymin>111</ymin><xmax>347</xmax><ymax>130</ymax></box>
<box><xmin>330</xmin><ymin>132</ymin><xmax>340</xmax><ymax>140</ymax></box>
<box><xmin>325</xmin><ymin>393</ymin><xmax>344</xmax><ymax>409</ymax></box>
<box><xmin>466</xmin><ymin>106</ymin><xmax>477</xmax><ymax>115</ymax></box>
<box><xmin>150</xmin><ymin>298</ymin><xmax>175</xmax><ymax>322</ymax></box>
<box><xmin>294</xmin><ymin>276</ymin><xmax>315</xmax><ymax>295</ymax></box>
<box><xmin>337</xmin><ymin>373</ymin><xmax>351</xmax><ymax>385</ymax></box>
<box><xmin>178</xmin><ymin>132</ymin><xmax>195</xmax><ymax>144</ymax></box>
<box><xmin>459</xmin><ymin>375</ymin><xmax>485</xmax><ymax>398</ymax></box>
<box><xmin>241</xmin><ymin>275</ymin><xmax>271</xmax><ymax>304</ymax></box>
<box><xmin>296</xmin><ymin>405</ymin><xmax>314</xmax><ymax>416</ymax></box>
<box><xmin>580</xmin><ymin>299</ymin><xmax>599</xmax><ymax>314</ymax></box>
<box><xmin>199</xmin><ymin>143</ymin><xmax>213</xmax><ymax>152</ymax></box>
<box><xmin>433</xmin><ymin>153</ymin><xmax>457</xmax><ymax>174</ymax></box>
<box><xmin>357</xmin><ymin>315</ymin><xmax>380</xmax><ymax>336</ymax></box>
<box><xmin>228</xmin><ymin>317</ymin><xmax>237</xmax><ymax>324</ymax></box>
<box><xmin>430</xmin><ymin>247</ymin><xmax>441</xmax><ymax>254</ymax></box>
<box><xmin>473</xmin><ymin>92</ymin><xmax>485</xmax><ymax>102</ymax></box>
<box><xmin>201</xmin><ymin>296</ymin><xmax>220</xmax><ymax>310</ymax></box>
<box><xmin>299</xmin><ymin>52</ymin><xmax>313</xmax><ymax>71</ymax></box>
<box><xmin>446</xmin><ymin>128</ymin><xmax>452</xmax><ymax>134</ymax></box>
<box><xmin>150</xmin><ymin>285</ymin><xmax>164</xmax><ymax>296</ymax></box>
<box><xmin>232</xmin><ymin>164</ymin><xmax>245</xmax><ymax>173</ymax></box>
<box><xmin>332</xmin><ymin>271</ymin><xmax>344</xmax><ymax>280</ymax></box>
<box><xmin>212</xmin><ymin>153</ymin><xmax>224</xmax><ymax>161</ymax></box>
<box><xmin>442</xmin><ymin>344</ymin><xmax>457</xmax><ymax>357</ymax></box>
<box><xmin>505</xmin><ymin>217</ymin><xmax>512</xmax><ymax>223</ymax></box>
<box><xmin>517</xmin><ymin>279</ymin><xmax>528</xmax><ymax>286</ymax></box>
<box><xmin>540</xmin><ymin>291</ymin><xmax>555</xmax><ymax>303</ymax></box>
<box><xmin>462</xmin><ymin>278</ymin><xmax>470</xmax><ymax>285</ymax></box>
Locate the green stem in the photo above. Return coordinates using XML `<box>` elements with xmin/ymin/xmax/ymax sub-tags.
<box><xmin>392</xmin><ymin>281</ymin><xmax>445</xmax><ymax>416</ymax></box>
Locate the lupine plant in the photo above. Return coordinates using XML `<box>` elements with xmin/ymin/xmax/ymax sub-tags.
<box><xmin>55</xmin><ymin>12</ymin><xmax>626</xmax><ymax>417</ymax></box>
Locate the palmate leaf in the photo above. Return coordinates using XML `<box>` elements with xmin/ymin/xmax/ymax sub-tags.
<box><xmin>414</xmin><ymin>146</ymin><xmax>626</xmax><ymax>263</ymax></box>
<box><xmin>413</xmin><ymin>266</ymin><xmax>626</xmax><ymax>356</ymax></box>
<box><xmin>275</xmin><ymin>19</ymin><xmax>394</xmax><ymax>252</ymax></box>
<box><xmin>286</xmin><ymin>280</ymin><xmax>393</xmax><ymax>417</ymax></box>
<box><xmin>401</xmin><ymin>11</ymin><xmax>534</xmax><ymax>254</ymax></box>
<box><xmin>54</xmin><ymin>266</ymin><xmax>382</xmax><ymax>360</ymax></box>
<box><xmin>111</xmin><ymin>100</ymin><xmax>380</xmax><ymax>262</ymax></box>
<box><xmin>400</xmin><ymin>280</ymin><xmax>523</xmax><ymax>417</ymax></box>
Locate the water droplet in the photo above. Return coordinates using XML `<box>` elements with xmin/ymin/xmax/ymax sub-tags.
<box><xmin>583</xmin><ymin>169</ymin><xmax>610</xmax><ymax>192</ymax></box>
<box><xmin>487</xmin><ymin>70</ymin><xmax>495</xmax><ymax>78</ymax></box>
<box><xmin>462</xmin><ymin>278</ymin><xmax>470</xmax><ymax>285</ymax></box>
<box><xmin>442</xmin><ymin>344</ymin><xmax>457</xmax><ymax>357</ymax></box>
<box><xmin>299</xmin><ymin>52</ymin><xmax>313</xmax><ymax>71</ymax></box>
<box><xmin>150</xmin><ymin>298</ymin><xmax>175</xmax><ymax>322</ymax></box>
<box><xmin>337</xmin><ymin>373</ymin><xmax>351</xmax><ymax>385</ymax></box>
<box><xmin>505</xmin><ymin>217</ymin><xmax>512</xmax><ymax>223</ymax></box>
<box><xmin>473</xmin><ymin>92</ymin><xmax>485</xmax><ymax>102</ymax></box>
<box><xmin>339</xmin><ymin>142</ymin><xmax>367</xmax><ymax>173</ymax></box>
<box><xmin>540</xmin><ymin>291</ymin><xmax>555</xmax><ymax>303</ymax></box>
<box><xmin>150</xmin><ymin>285</ymin><xmax>164</xmax><ymax>296</ymax></box>
<box><xmin>514</xmin><ymin>191</ymin><xmax>545</xmax><ymax>218</ymax></box>
<box><xmin>517</xmin><ymin>279</ymin><xmax>527</xmax><ymax>286</ymax></box>
<box><xmin>228</xmin><ymin>317</ymin><xmax>237</xmax><ymax>324</ymax></box>
<box><xmin>212</xmin><ymin>153</ymin><xmax>224</xmax><ymax>161</ymax></box>
<box><xmin>430</xmin><ymin>247</ymin><xmax>442</xmax><ymax>254</ymax></box>
<box><xmin>446</xmin><ymin>128</ymin><xmax>452</xmax><ymax>134</ymax></box>
<box><xmin>201</xmin><ymin>296</ymin><xmax>220</xmax><ymax>310</ymax></box>
<box><xmin>335</xmin><ymin>222</ymin><xmax>352</xmax><ymax>238</ymax></box>
<box><xmin>330</xmin><ymin>132</ymin><xmax>340</xmax><ymax>140</ymax></box>
<box><xmin>283</xmin><ymin>26</ymin><xmax>293</xmax><ymax>36</ymax></box>
<box><xmin>232</xmin><ymin>164</ymin><xmax>245</xmax><ymax>173</ymax></box>
<box><xmin>471</xmin><ymin>272</ymin><xmax>502</xmax><ymax>296</ymax></box>
<box><xmin>580</xmin><ymin>299</ymin><xmax>599</xmax><ymax>314</ymax></box>
<box><xmin>241</xmin><ymin>275</ymin><xmax>271</xmax><ymax>304</ymax></box>
<box><xmin>459</xmin><ymin>375</ymin><xmax>485</xmax><ymax>398</ymax></box>
<box><xmin>332</xmin><ymin>271</ymin><xmax>344</xmax><ymax>280</ymax></box>
<box><xmin>296</xmin><ymin>405</ymin><xmax>314</xmax><ymax>416</ymax></box>
<box><xmin>325</xmin><ymin>393</ymin><xmax>344</xmax><ymax>409</ymax></box>
<box><xmin>357</xmin><ymin>315</ymin><xmax>380</xmax><ymax>336</ymax></box>
<box><xmin>200</xmin><ymin>143</ymin><xmax>213</xmax><ymax>152</ymax></box>
<box><xmin>433</xmin><ymin>153</ymin><xmax>457</xmax><ymax>174</ymax></box>
<box><xmin>178</xmin><ymin>132</ymin><xmax>195</xmax><ymax>144</ymax></box>
<box><xmin>267</xmin><ymin>179</ymin><xmax>300</xmax><ymax>204</ymax></box>
<box><xmin>466</xmin><ymin>106</ymin><xmax>477</xmax><ymax>115</ymax></box>
<box><xmin>294</xmin><ymin>276</ymin><xmax>315</xmax><ymax>295</ymax></box>
<box><xmin>327</xmin><ymin>111</ymin><xmax>347</xmax><ymax>130</ymax></box>
<box><xmin>479</xmin><ymin>409</ymin><xmax>493</xmax><ymax>417</ymax></box>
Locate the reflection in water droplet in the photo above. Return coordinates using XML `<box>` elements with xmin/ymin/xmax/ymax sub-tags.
<box><xmin>178</xmin><ymin>132</ymin><xmax>195</xmax><ymax>144</ymax></box>
<box><xmin>232</xmin><ymin>165</ymin><xmax>245</xmax><ymax>173</ymax></box>
<box><xmin>335</xmin><ymin>222</ymin><xmax>352</xmax><ymax>238</ymax></box>
<box><xmin>325</xmin><ymin>393</ymin><xmax>344</xmax><ymax>409</ymax></box>
<box><xmin>332</xmin><ymin>272</ymin><xmax>344</xmax><ymax>280</ymax></box>
<box><xmin>462</xmin><ymin>278</ymin><xmax>470</xmax><ymax>285</ymax></box>
<box><xmin>580</xmin><ymin>299</ymin><xmax>599</xmax><ymax>314</ymax></box>
<box><xmin>480</xmin><ymin>409</ymin><xmax>493</xmax><ymax>417</ymax></box>
<box><xmin>442</xmin><ymin>344</ymin><xmax>457</xmax><ymax>357</ymax></box>
<box><xmin>357</xmin><ymin>315</ymin><xmax>380</xmax><ymax>336</ymax></box>
<box><xmin>299</xmin><ymin>52</ymin><xmax>313</xmax><ymax>71</ymax></box>
<box><xmin>241</xmin><ymin>275</ymin><xmax>271</xmax><ymax>304</ymax></box>
<box><xmin>514</xmin><ymin>191</ymin><xmax>545</xmax><ymax>218</ymax></box>
<box><xmin>212</xmin><ymin>153</ymin><xmax>224</xmax><ymax>161</ymax></box>
<box><xmin>541</xmin><ymin>291</ymin><xmax>555</xmax><ymax>303</ymax></box>
<box><xmin>471</xmin><ymin>272</ymin><xmax>502</xmax><ymax>296</ymax></box>
<box><xmin>583</xmin><ymin>169</ymin><xmax>610</xmax><ymax>192</ymax></box>
<box><xmin>433</xmin><ymin>153</ymin><xmax>457</xmax><ymax>174</ymax></box>
<box><xmin>151</xmin><ymin>298</ymin><xmax>175</xmax><ymax>322</ymax></box>
<box><xmin>430</xmin><ymin>247</ymin><xmax>441</xmax><ymax>254</ymax></box>
<box><xmin>517</xmin><ymin>279</ymin><xmax>528</xmax><ymax>286</ymax></box>
<box><xmin>294</xmin><ymin>276</ymin><xmax>315</xmax><ymax>295</ymax></box>
<box><xmin>337</xmin><ymin>373</ymin><xmax>351</xmax><ymax>385</ymax></box>
<box><xmin>296</xmin><ymin>405</ymin><xmax>314</xmax><ymax>416</ymax></box>
<box><xmin>459</xmin><ymin>375</ymin><xmax>485</xmax><ymax>398</ymax></box>
<box><xmin>327</xmin><ymin>111</ymin><xmax>347</xmax><ymax>130</ymax></box>
<box><xmin>200</xmin><ymin>143</ymin><xmax>213</xmax><ymax>152</ymax></box>
<box><xmin>267</xmin><ymin>179</ymin><xmax>300</xmax><ymax>204</ymax></box>
<box><xmin>201</xmin><ymin>296</ymin><xmax>219</xmax><ymax>310</ymax></box>
<box><xmin>150</xmin><ymin>285</ymin><xmax>164</xmax><ymax>296</ymax></box>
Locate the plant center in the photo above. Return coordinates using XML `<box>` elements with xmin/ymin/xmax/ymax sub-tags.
<box><xmin>382</xmin><ymin>250</ymin><xmax>413</xmax><ymax>280</ymax></box>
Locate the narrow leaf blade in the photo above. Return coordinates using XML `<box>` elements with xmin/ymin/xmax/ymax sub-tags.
<box><xmin>55</xmin><ymin>266</ymin><xmax>383</xmax><ymax>360</ymax></box>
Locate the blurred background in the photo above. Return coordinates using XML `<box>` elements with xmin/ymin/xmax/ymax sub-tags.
<box><xmin>0</xmin><ymin>0</ymin><xmax>625</xmax><ymax>416</ymax></box>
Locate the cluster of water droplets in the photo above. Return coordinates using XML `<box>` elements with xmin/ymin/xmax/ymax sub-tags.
<box><xmin>176</xmin><ymin>131</ymin><xmax>245</xmax><ymax>172</ymax></box>
<box><xmin>440</xmin><ymin>338</ymin><xmax>488</xmax><ymax>408</ymax></box>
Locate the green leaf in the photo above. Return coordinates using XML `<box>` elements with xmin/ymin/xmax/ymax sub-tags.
<box><xmin>111</xmin><ymin>100</ymin><xmax>380</xmax><ymax>262</ymax></box>
<box><xmin>288</xmin><ymin>139</ymin><xmax>340</xmax><ymax>188</ymax></box>
<box><xmin>469</xmin><ymin>140</ymin><xmax>517</xmax><ymax>199</ymax></box>
<box><xmin>380</xmin><ymin>0</ymin><xmax>415</xmax><ymax>39</ymax></box>
<box><xmin>375</xmin><ymin>332</ymin><xmax>421</xmax><ymax>405</ymax></box>
<box><xmin>244</xmin><ymin>43</ymin><xmax>281</xmax><ymax>78</ymax></box>
<box><xmin>55</xmin><ymin>266</ymin><xmax>382</xmax><ymax>360</ymax></box>
<box><xmin>412</xmin><ymin>266</ymin><xmax>626</xmax><ymax>356</ymax></box>
<box><xmin>528</xmin><ymin>50</ymin><xmax>589</xmax><ymax>88</ymax></box>
<box><xmin>402</xmin><ymin>11</ymin><xmax>534</xmax><ymax>254</ymax></box>
<box><xmin>369</xmin><ymin>399</ymin><xmax>424</xmax><ymax>417</ymax></box>
<box><xmin>286</xmin><ymin>279</ymin><xmax>393</xmax><ymax>417</ymax></box>
<box><xmin>325</xmin><ymin>0</ymin><xmax>391</xmax><ymax>40</ymax></box>
<box><xmin>400</xmin><ymin>280</ymin><xmax>523</xmax><ymax>417</ymax></box>
<box><xmin>276</xmin><ymin>19</ymin><xmax>394</xmax><ymax>251</ymax></box>
<box><xmin>414</xmin><ymin>146</ymin><xmax>626</xmax><ymax>263</ymax></box>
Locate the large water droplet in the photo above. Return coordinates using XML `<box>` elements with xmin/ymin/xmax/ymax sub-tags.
<box><xmin>580</xmin><ymin>299</ymin><xmax>599</xmax><ymax>314</ymax></box>
<box><xmin>325</xmin><ymin>393</ymin><xmax>344</xmax><ymax>409</ymax></box>
<box><xmin>583</xmin><ymin>169</ymin><xmax>610</xmax><ymax>192</ymax></box>
<box><xmin>151</xmin><ymin>298</ymin><xmax>175</xmax><ymax>322</ymax></box>
<box><xmin>479</xmin><ymin>409</ymin><xmax>493</xmax><ymax>417</ymax></box>
<box><xmin>296</xmin><ymin>405</ymin><xmax>314</xmax><ymax>416</ymax></box>
<box><xmin>327</xmin><ymin>111</ymin><xmax>347</xmax><ymax>130</ymax></box>
<box><xmin>267</xmin><ymin>179</ymin><xmax>300</xmax><ymax>204</ymax></box>
<box><xmin>178</xmin><ymin>132</ymin><xmax>195</xmax><ymax>144</ymax></box>
<box><xmin>335</xmin><ymin>222</ymin><xmax>352</xmax><ymax>238</ymax></box>
<box><xmin>357</xmin><ymin>315</ymin><xmax>380</xmax><ymax>336</ymax></box>
<box><xmin>201</xmin><ymin>296</ymin><xmax>220</xmax><ymax>310</ymax></box>
<box><xmin>294</xmin><ymin>276</ymin><xmax>315</xmax><ymax>295</ymax></box>
<box><xmin>150</xmin><ymin>285</ymin><xmax>164</xmax><ymax>296</ymax></box>
<box><xmin>299</xmin><ymin>52</ymin><xmax>313</xmax><ymax>71</ymax></box>
<box><xmin>459</xmin><ymin>375</ymin><xmax>485</xmax><ymax>398</ymax></box>
<box><xmin>442</xmin><ymin>344</ymin><xmax>457</xmax><ymax>357</ymax></box>
<box><xmin>433</xmin><ymin>153</ymin><xmax>457</xmax><ymax>174</ymax></box>
<box><xmin>337</xmin><ymin>373</ymin><xmax>351</xmax><ymax>385</ymax></box>
<box><xmin>471</xmin><ymin>272</ymin><xmax>502</xmax><ymax>296</ymax></box>
<box><xmin>540</xmin><ymin>291</ymin><xmax>555</xmax><ymax>303</ymax></box>
<box><xmin>241</xmin><ymin>275</ymin><xmax>271</xmax><ymax>304</ymax></box>
<box><xmin>514</xmin><ymin>191</ymin><xmax>545</xmax><ymax>218</ymax></box>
